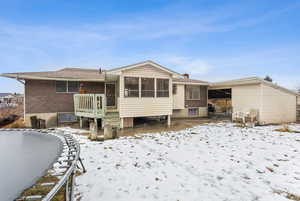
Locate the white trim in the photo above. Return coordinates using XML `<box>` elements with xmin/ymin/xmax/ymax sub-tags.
<box><xmin>173</xmin><ymin>82</ymin><xmax>208</xmax><ymax>86</ymax></box>
<box><xmin>1</xmin><ymin>73</ymin><xmax>106</xmax><ymax>82</ymax></box>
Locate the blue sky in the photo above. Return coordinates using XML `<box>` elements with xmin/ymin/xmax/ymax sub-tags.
<box><xmin>0</xmin><ymin>0</ymin><xmax>300</xmax><ymax>92</ymax></box>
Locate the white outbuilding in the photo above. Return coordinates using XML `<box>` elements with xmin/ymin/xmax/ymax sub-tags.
<box><xmin>209</xmin><ymin>77</ymin><xmax>299</xmax><ymax>125</ymax></box>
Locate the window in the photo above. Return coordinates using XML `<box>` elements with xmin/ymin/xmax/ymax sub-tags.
<box><xmin>56</xmin><ymin>81</ymin><xmax>79</xmax><ymax>93</ymax></box>
<box><xmin>56</xmin><ymin>81</ymin><xmax>67</xmax><ymax>92</ymax></box>
<box><xmin>173</xmin><ymin>84</ymin><xmax>177</xmax><ymax>95</ymax></box>
<box><xmin>68</xmin><ymin>81</ymin><xmax>79</xmax><ymax>93</ymax></box>
<box><xmin>188</xmin><ymin>108</ymin><xmax>199</xmax><ymax>116</ymax></box>
<box><xmin>186</xmin><ymin>85</ymin><xmax>201</xmax><ymax>100</ymax></box>
<box><xmin>124</xmin><ymin>77</ymin><xmax>139</xmax><ymax>97</ymax></box>
<box><xmin>157</xmin><ymin>79</ymin><xmax>169</xmax><ymax>97</ymax></box>
<box><xmin>141</xmin><ymin>78</ymin><xmax>154</xmax><ymax>97</ymax></box>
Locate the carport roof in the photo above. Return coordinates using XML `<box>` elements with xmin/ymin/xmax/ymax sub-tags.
<box><xmin>210</xmin><ymin>77</ymin><xmax>299</xmax><ymax>96</ymax></box>
<box><xmin>172</xmin><ymin>78</ymin><xmax>209</xmax><ymax>85</ymax></box>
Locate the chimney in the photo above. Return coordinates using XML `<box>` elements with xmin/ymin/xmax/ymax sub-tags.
<box><xmin>183</xmin><ymin>73</ymin><xmax>189</xmax><ymax>79</ymax></box>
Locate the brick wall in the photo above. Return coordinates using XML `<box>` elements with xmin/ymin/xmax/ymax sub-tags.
<box><xmin>25</xmin><ymin>80</ymin><xmax>104</xmax><ymax>113</ymax></box>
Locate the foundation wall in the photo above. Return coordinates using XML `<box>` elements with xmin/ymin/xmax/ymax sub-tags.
<box><xmin>172</xmin><ymin>107</ymin><xmax>208</xmax><ymax>118</ymax></box>
<box><xmin>123</xmin><ymin>117</ymin><xmax>134</xmax><ymax>128</ymax></box>
<box><xmin>25</xmin><ymin>113</ymin><xmax>58</xmax><ymax>128</ymax></box>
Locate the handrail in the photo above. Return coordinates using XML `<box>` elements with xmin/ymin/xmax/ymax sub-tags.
<box><xmin>74</xmin><ymin>94</ymin><xmax>106</xmax><ymax>118</ymax></box>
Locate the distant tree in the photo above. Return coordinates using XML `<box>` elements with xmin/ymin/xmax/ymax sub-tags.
<box><xmin>297</xmin><ymin>85</ymin><xmax>300</xmax><ymax>94</ymax></box>
<box><xmin>264</xmin><ymin>75</ymin><xmax>273</xmax><ymax>82</ymax></box>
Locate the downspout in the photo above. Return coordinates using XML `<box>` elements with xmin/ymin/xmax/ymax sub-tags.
<box><xmin>16</xmin><ymin>74</ymin><xmax>26</xmax><ymax>124</ymax></box>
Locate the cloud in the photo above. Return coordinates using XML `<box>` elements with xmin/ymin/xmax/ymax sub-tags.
<box><xmin>0</xmin><ymin>1</ymin><xmax>299</xmax><ymax>92</ymax></box>
<box><xmin>161</xmin><ymin>56</ymin><xmax>213</xmax><ymax>78</ymax></box>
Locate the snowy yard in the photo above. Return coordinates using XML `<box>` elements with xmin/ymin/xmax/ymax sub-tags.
<box><xmin>71</xmin><ymin>123</ymin><xmax>300</xmax><ymax>201</ymax></box>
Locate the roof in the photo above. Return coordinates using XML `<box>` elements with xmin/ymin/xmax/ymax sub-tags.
<box><xmin>210</xmin><ymin>77</ymin><xmax>299</xmax><ymax>96</ymax></box>
<box><xmin>107</xmin><ymin>60</ymin><xmax>182</xmax><ymax>77</ymax></box>
<box><xmin>172</xmin><ymin>78</ymin><xmax>209</xmax><ymax>85</ymax></box>
<box><xmin>1</xmin><ymin>60</ymin><xmax>182</xmax><ymax>81</ymax></box>
<box><xmin>1</xmin><ymin>68</ymin><xmax>107</xmax><ymax>82</ymax></box>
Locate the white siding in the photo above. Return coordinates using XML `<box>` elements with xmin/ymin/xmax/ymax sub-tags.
<box><xmin>232</xmin><ymin>84</ymin><xmax>261</xmax><ymax>114</ymax></box>
<box><xmin>119</xmin><ymin>65</ymin><xmax>173</xmax><ymax>118</ymax></box>
<box><xmin>173</xmin><ymin>84</ymin><xmax>185</xmax><ymax>109</ymax></box>
<box><xmin>122</xmin><ymin>64</ymin><xmax>170</xmax><ymax>78</ymax></box>
<box><xmin>261</xmin><ymin>84</ymin><xmax>296</xmax><ymax>124</ymax></box>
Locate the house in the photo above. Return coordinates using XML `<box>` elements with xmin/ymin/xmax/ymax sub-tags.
<box><xmin>1</xmin><ymin>61</ymin><xmax>208</xmax><ymax>128</ymax></box>
<box><xmin>1</xmin><ymin>61</ymin><xmax>298</xmax><ymax>128</ymax></box>
<box><xmin>0</xmin><ymin>93</ymin><xmax>23</xmax><ymax>107</ymax></box>
<box><xmin>209</xmin><ymin>77</ymin><xmax>299</xmax><ymax>124</ymax></box>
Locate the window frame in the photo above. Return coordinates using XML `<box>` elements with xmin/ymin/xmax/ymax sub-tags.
<box><xmin>124</xmin><ymin>76</ymin><xmax>140</xmax><ymax>98</ymax></box>
<box><xmin>156</xmin><ymin>78</ymin><xmax>170</xmax><ymax>98</ymax></box>
<box><xmin>55</xmin><ymin>81</ymin><xmax>79</xmax><ymax>93</ymax></box>
<box><xmin>141</xmin><ymin>77</ymin><xmax>155</xmax><ymax>98</ymax></box>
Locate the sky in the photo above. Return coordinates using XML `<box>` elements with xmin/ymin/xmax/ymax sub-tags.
<box><xmin>0</xmin><ymin>0</ymin><xmax>299</xmax><ymax>93</ymax></box>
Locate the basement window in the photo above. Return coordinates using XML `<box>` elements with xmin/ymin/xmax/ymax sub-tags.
<box><xmin>188</xmin><ymin>108</ymin><xmax>199</xmax><ymax>116</ymax></box>
<box><xmin>124</xmin><ymin>77</ymin><xmax>139</xmax><ymax>97</ymax></box>
<box><xmin>141</xmin><ymin>78</ymin><xmax>155</xmax><ymax>97</ymax></box>
<box><xmin>56</xmin><ymin>81</ymin><xmax>79</xmax><ymax>93</ymax></box>
<box><xmin>157</xmin><ymin>79</ymin><xmax>169</xmax><ymax>97</ymax></box>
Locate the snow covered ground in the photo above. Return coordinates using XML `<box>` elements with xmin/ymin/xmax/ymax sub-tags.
<box><xmin>72</xmin><ymin>123</ymin><xmax>300</xmax><ymax>201</ymax></box>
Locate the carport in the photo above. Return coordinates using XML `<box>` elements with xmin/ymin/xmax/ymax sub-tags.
<box><xmin>210</xmin><ymin>77</ymin><xmax>299</xmax><ymax>125</ymax></box>
<box><xmin>208</xmin><ymin>88</ymin><xmax>232</xmax><ymax>117</ymax></box>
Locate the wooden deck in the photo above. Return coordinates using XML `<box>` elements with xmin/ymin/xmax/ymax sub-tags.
<box><xmin>74</xmin><ymin>94</ymin><xmax>106</xmax><ymax>118</ymax></box>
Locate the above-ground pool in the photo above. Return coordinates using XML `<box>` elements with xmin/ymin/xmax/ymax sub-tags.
<box><xmin>0</xmin><ymin>130</ymin><xmax>62</xmax><ymax>201</ymax></box>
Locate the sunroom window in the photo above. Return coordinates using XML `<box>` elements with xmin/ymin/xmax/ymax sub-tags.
<box><xmin>124</xmin><ymin>77</ymin><xmax>139</xmax><ymax>97</ymax></box>
<box><xmin>141</xmin><ymin>78</ymin><xmax>155</xmax><ymax>97</ymax></box>
<box><xmin>157</xmin><ymin>79</ymin><xmax>169</xmax><ymax>97</ymax></box>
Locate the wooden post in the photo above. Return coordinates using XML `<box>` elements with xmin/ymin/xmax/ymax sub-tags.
<box><xmin>90</xmin><ymin>118</ymin><xmax>98</xmax><ymax>140</ymax></box>
<box><xmin>167</xmin><ymin>115</ymin><xmax>171</xmax><ymax>127</ymax></box>
<box><xmin>94</xmin><ymin>118</ymin><xmax>98</xmax><ymax>132</ymax></box>
<box><xmin>79</xmin><ymin>117</ymin><xmax>83</xmax><ymax>128</ymax></box>
<box><xmin>120</xmin><ymin>118</ymin><xmax>124</xmax><ymax>129</ymax></box>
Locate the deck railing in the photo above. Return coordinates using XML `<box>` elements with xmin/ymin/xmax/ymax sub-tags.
<box><xmin>74</xmin><ymin>94</ymin><xmax>106</xmax><ymax>118</ymax></box>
